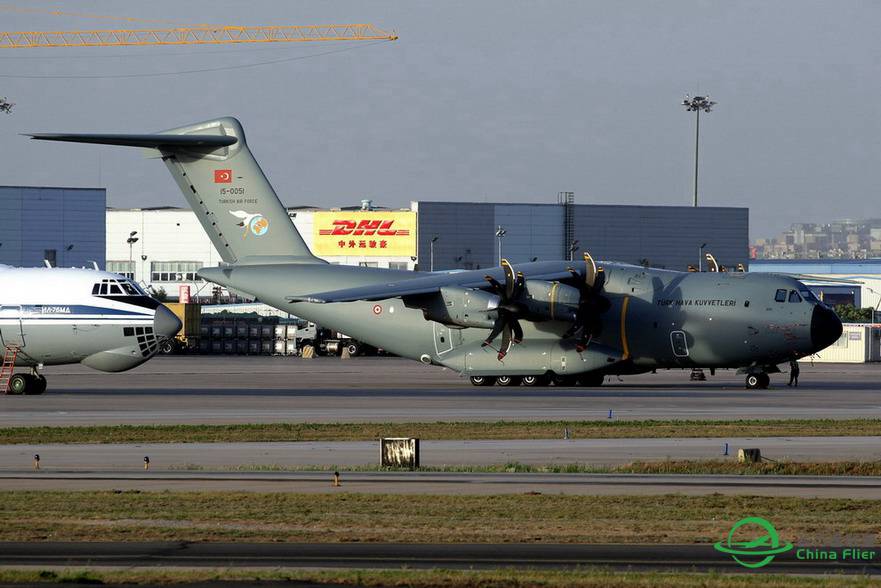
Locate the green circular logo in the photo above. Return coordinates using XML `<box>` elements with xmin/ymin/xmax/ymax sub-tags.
<box><xmin>714</xmin><ymin>516</ymin><xmax>794</xmax><ymax>569</ymax></box>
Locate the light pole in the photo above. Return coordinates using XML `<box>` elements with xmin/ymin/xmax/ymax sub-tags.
<box><xmin>682</xmin><ymin>94</ymin><xmax>716</xmax><ymax>207</ymax></box>
<box><xmin>699</xmin><ymin>242</ymin><xmax>707</xmax><ymax>272</ymax></box>
<box><xmin>126</xmin><ymin>231</ymin><xmax>139</xmax><ymax>279</ymax></box>
<box><xmin>568</xmin><ymin>239</ymin><xmax>580</xmax><ymax>262</ymax></box>
<box><xmin>495</xmin><ymin>226</ymin><xmax>506</xmax><ymax>265</ymax></box>
<box><xmin>429</xmin><ymin>236</ymin><xmax>438</xmax><ymax>272</ymax></box>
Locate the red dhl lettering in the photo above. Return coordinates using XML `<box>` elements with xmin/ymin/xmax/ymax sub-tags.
<box><xmin>319</xmin><ymin>219</ymin><xmax>410</xmax><ymax>236</ymax></box>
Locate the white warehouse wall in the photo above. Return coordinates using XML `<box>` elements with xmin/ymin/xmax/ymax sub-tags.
<box><xmin>107</xmin><ymin>207</ymin><xmax>416</xmax><ymax>300</ymax></box>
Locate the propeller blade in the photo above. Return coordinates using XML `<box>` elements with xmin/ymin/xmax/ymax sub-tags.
<box><xmin>501</xmin><ymin>259</ymin><xmax>516</xmax><ymax>299</ymax></box>
<box><xmin>514</xmin><ymin>272</ymin><xmax>525</xmax><ymax>299</ymax></box>
<box><xmin>482</xmin><ymin>316</ymin><xmax>505</xmax><ymax>347</ymax></box>
<box><xmin>498</xmin><ymin>322</ymin><xmax>513</xmax><ymax>360</ymax></box>
<box><xmin>484</xmin><ymin>275</ymin><xmax>503</xmax><ymax>293</ymax></box>
<box><xmin>593</xmin><ymin>267</ymin><xmax>606</xmax><ymax>292</ymax></box>
<box><xmin>511</xmin><ymin>319</ymin><xmax>524</xmax><ymax>344</ymax></box>
<box><xmin>583</xmin><ymin>251</ymin><xmax>598</xmax><ymax>288</ymax></box>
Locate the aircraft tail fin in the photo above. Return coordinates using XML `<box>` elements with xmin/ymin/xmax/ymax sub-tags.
<box><xmin>30</xmin><ymin>117</ymin><xmax>320</xmax><ymax>265</ymax></box>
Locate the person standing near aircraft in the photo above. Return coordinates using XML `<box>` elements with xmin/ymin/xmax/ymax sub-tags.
<box><xmin>787</xmin><ymin>358</ymin><xmax>800</xmax><ymax>387</ymax></box>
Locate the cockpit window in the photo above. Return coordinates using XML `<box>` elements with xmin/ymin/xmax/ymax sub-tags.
<box><xmin>788</xmin><ymin>290</ymin><xmax>802</xmax><ymax>303</ymax></box>
<box><xmin>774</xmin><ymin>289</ymin><xmax>787</xmax><ymax>302</ymax></box>
<box><xmin>92</xmin><ymin>278</ymin><xmax>150</xmax><ymax>298</ymax></box>
<box><xmin>800</xmin><ymin>289</ymin><xmax>818</xmax><ymax>303</ymax></box>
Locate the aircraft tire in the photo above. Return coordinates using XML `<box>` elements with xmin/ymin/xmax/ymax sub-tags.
<box><xmin>758</xmin><ymin>373</ymin><xmax>770</xmax><ymax>389</ymax></box>
<box><xmin>7</xmin><ymin>374</ymin><xmax>28</xmax><ymax>395</ymax></box>
<box><xmin>496</xmin><ymin>375</ymin><xmax>521</xmax><ymax>387</ymax></box>
<box><xmin>159</xmin><ymin>340</ymin><xmax>177</xmax><ymax>355</ymax></box>
<box><xmin>745</xmin><ymin>374</ymin><xmax>761</xmax><ymax>389</ymax></box>
<box><xmin>34</xmin><ymin>375</ymin><xmax>47</xmax><ymax>395</ymax></box>
<box><xmin>469</xmin><ymin>376</ymin><xmax>496</xmax><ymax>386</ymax></box>
<box><xmin>578</xmin><ymin>373</ymin><xmax>605</xmax><ymax>387</ymax></box>
<box><xmin>23</xmin><ymin>375</ymin><xmax>46</xmax><ymax>395</ymax></box>
<box><xmin>522</xmin><ymin>375</ymin><xmax>551</xmax><ymax>387</ymax></box>
<box><xmin>552</xmin><ymin>374</ymin><xmax>579</xmax><ymax>387</ymax></box>
<box><xmin>345</xmin><ymin>342</ymin><xmax>362</xmax><ymax>357</ymax></box>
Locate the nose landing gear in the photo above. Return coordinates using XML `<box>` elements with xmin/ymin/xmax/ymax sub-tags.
<box><xmin>6</xmin><ymin>372</ymin><xmax>47</xmax><ymax>395</ymax></box>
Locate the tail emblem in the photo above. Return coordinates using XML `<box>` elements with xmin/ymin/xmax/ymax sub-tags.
<box><xmin>229</xmin><ymin>210</ymin><xmax>269</xmax><ymax>238</ymax></box>
<box><xmin>214</xmin><ymin>169</ymin><xmax>233</xmax><ymax>183</ymax></box>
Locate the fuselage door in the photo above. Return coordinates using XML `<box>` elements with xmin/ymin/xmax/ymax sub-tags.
<box><xmin>0</xmin><ymin>305</ymin><xmax>25</xmax><ymax>348</ymax></box>
<box><xmin>670</xmin><ymin>330</ymin><xmax>689</xmax><ymax>357</ymax></box>
<box><xmin>433</xmin><ymin>321</ymin><xmax>454</xmax><ymax>356</ymax></box>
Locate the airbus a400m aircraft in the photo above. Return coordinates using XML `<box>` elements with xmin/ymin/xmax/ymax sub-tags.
<box><xmin>0</xmin><ymin>266</ymin><xmax>182</xmax><ymax>394</ymax></box>
<box><xmin>31</xmin><ymin>117</ymin><xmax>843</xmax><ymax>389</ymax></box>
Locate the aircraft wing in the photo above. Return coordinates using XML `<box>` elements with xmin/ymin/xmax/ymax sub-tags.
<box><xmin>286</xmin><ymin>265</ymin><xmax>578</xmax><ymax>303</ymax></box>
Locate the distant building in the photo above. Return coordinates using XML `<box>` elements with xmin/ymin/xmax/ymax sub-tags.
<box><xmin>753</xmin><ymin>219</ymin><xmax>881</xmax><ymax>260</ymax></box>
<box><xmin>417</xmin><ymin>202</ymin><xmax>748</xmax><ymax>272</ymax></box>
<box><xmin>0</xmin><ymin>185</ymin><xmax>105</xmax><ymax>268</ymax></box>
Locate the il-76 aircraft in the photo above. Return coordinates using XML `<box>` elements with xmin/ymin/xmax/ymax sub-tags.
<box><xmin>0</xmin><ymin>266</ymin><xmax>181</xmax><ymax>394</ymax></box>
<box><xmin>31</xmin><ymin>117</ymin><xmax>843</xmax><ymax>389</ymax></box>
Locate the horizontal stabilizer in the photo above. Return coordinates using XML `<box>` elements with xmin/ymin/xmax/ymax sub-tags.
<box><xmin>27</xmin><ymin>133</ymin><xmax>237</xmax><ymax>149</ymax></box>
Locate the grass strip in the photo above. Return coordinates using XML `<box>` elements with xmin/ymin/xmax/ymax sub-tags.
<box><xmin>2</xmin><ymin>491</ymin><xmax>880</xmax><ymax>545</ymax></box>
<box><xmin>0</xmin><ymin>567</ymin><xmax>876</xmax><ymax>587</ymax></box>
<box><xmin>169</xmin><ymin>459</ymin><xmax>881</xmax><ymax>476</ymax></box>
<box><xmin>2</xmin><ymin>418</ymin><xmax>880</xmax><ymax>444</ymax></box>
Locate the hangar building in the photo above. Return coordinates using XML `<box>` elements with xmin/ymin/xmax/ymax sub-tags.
<box><xmin>0</xmin><ymin>185</ymin><xmax>105</xmax><ymax>268</ymax></box>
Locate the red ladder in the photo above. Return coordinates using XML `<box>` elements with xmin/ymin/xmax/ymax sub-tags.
<box><xmin>0</xmin><ymin>345</ymin><xmax>19</xmax><ymax>394</ymax></box>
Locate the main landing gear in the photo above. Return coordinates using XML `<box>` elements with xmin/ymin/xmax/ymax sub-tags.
<box><xmin>469</xmin><ymin>374</ymin><xmax>604</xmax><ymax>387</ymax></box>
<box><xmin>744</xmin><ymin>373</ymin><xmax>770</xmax><ymax>390</ymax></box>
<box><xmin>6</xmin><ymin>372</ymin><xmax>47</xmax><ymax>395</ymax></box>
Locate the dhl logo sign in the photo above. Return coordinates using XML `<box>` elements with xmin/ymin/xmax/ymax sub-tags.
<box><xmin>319</xmin><ymin>219</ymin><xmax>410</xmax><ymax>237</ymax></box>
<box><xmin>312</xmin><ymin>211</ymin><xmax>416</xmax><ymax>257</ymax></box>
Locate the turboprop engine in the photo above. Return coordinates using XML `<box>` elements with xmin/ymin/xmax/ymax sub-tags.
<box><xmin>520</xmin><ymin>280</ymin><xmax>581</xmax><ymax>322</ymax></box>
<box><xmin>418</xmin><ymin>286</ymin><xmax>499</xmax><ymax>329</ymax></box>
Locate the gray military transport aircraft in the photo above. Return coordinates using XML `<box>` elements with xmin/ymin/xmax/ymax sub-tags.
<box><xmin>30</xmin><ymin>117</ymin><xmax>843</xmax><ymax>389</ymax></box>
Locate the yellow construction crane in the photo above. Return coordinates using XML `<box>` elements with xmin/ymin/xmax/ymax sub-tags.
<box><xmin>0</xmin><ymin>6</ymin><xmax>397</xmax><ymax>48</ymax></box>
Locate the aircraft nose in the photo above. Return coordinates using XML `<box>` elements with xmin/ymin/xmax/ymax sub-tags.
<box><xmin>810</xmin><ymin>304</ymin><xmax>842</xmax><ymax>351</ymax></box>
<box><xmin>154</xmin><ymin>304</ymin><xmax>182</xmax><ymax>338</ymax></box>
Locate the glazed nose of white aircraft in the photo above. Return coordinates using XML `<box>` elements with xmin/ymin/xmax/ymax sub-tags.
<box><xmin>154</xmin><ymin>304</ymin><xmax>182</xmax><ymax>338</ymax></box>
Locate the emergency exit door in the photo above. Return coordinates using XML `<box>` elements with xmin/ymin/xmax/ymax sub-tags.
<box><xmin>0</xmin><ymin>306</ymin><xmax>25</xmax><ymax>348</ymax></box>
<box><xmin>670</xmin><ymin>330</ymin><xmax>689</xmax><ymax>357</ymax></box>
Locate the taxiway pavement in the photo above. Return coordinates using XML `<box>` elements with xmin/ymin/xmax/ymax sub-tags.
<box><xmin>1</xmin><ymin>541</ymin><xmax>878</xmax><ymax>573</ymax></box>
<box><xmin>1</xmin><ymin>470</ymin><xmax>880</xmax><ymax>497</ymax></box>
<box><xmin>2</xmin><ymin>357</ymin><xmax>880</xmax><ymax>426</ymax></box>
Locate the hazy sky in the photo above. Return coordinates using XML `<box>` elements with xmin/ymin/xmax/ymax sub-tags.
<box><xmin>1</xmin><ymin>1</ymin><xmax>878</xmax><ymax>239</ymax></box>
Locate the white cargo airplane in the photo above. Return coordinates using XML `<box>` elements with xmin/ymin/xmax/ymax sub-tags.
<box><xmin>0</xmin><ymin>265</ymin><xmax>181</xmax><ymax>394</ymax></box>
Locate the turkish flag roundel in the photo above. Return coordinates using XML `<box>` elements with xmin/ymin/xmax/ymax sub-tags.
<box><xmin>214</xmin><ymin>169</ymin><xmax>232</xmax><ymax>183</ymax></box>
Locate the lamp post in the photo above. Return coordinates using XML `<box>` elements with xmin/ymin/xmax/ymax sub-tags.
<box><xmin>568</xmin><ymin>239</ymin><xmax>580</xmax><ymax>262</ymax></box>
<box><xmin>682</xmin><ymin>94</ymin><xmax>716</xmax><ymax>207</ymax></box>
<box><xmin>429</xmin><ymin>236</ymin><xmax>439</xmax><ymax>272</ymax></box>
<box><xmin>495</xmin><ymin>226</ymin><xmax>506</xmax><ymax>266</ymax></box>
<box><xmin>126</xmin><ymin>231</ymin><xmax>139</xmax><ymax>279</ymax></box>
